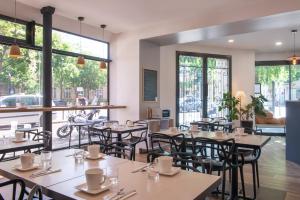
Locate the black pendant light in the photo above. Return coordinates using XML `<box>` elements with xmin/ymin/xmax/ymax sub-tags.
<box><xmin>77</xmin><ymin>17</ymin><xmax>85</xmax><ymax>67</ymax></box>
<box><xmin>99</xmin><ymin>24</ymin><xmax>107</xmax><ymax>70</ymax></box>
<box><xmin>9</xmin><ymin>0</ymin><xmax>21</xmax><ymax>58</ymax></box>
<box><xmin>288</xmin><ymin>29</ymin><xmax>300</xmax><ymax>65</ymax></box>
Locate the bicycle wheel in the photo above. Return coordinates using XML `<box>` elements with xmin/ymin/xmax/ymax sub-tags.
<box><xmin>56</xmin><ymin>125</ymin><xmax>73</xmax><ymax>138</ymax></box>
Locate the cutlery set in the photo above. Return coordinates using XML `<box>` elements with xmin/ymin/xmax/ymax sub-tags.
<box><xmin>30</xmin><ymin>168</ymin><xmax>62</xmax><ymax>178</ymax></box>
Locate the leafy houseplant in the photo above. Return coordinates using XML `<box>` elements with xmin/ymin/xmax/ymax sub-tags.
<box><xmin>218</xmin><ymin>92</ymin><xmax>267</xmax><ymax>129</ymax></box>
<box><xmin>218</xmin><ymin>93</ymin><xmax>240</xmax><ymax>121</ymax></box>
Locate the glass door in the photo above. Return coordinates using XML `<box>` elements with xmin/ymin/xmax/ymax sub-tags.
<box><xmin>207</xmin><ymin>57</ymin><xmax>230</xmax><ymax>118</ymax></box>
<box><xmin>176</xmin><ymin>52</ymin><xmax>231</xmax><ymax>126</ymax></box>
<box><xmin>177</xmin><ymin>54</ymin><xmax>203</xmax><ymax>125</ymax></box>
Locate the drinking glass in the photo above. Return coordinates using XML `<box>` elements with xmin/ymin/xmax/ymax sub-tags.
<box><xmin>74</xmin><ymin>149</ymin><xmax>85</xmax><ymax>164</ymax></box>
<box><xmin>40</xmin><ymin>151</ymin><xmax>52</xmax><ymax>170</ymax></box>
<box><xmin>107</xmin><ymin>167</ymin><xmax>119</xmax><ymax>185</ymax></box>
<box><xmin>147</xmin><ymin>159</ymin><xmax>159</xmax><ymax>181</ymax></box>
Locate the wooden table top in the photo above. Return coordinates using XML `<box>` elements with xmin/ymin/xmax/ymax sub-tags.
<box><xmin>0</xmin><ymin>149</ymin><xmax>127</xmax><ymax>188</ymax></box>
<box><xmin>94</xmin><ymin>125</ymin><xmax>148</xmax><ymax>134</ymax></box>
<box><xmin>158</xmin><ymin>130</ymin><xmax>271</xmax><ymax>148</ymax></box>
<box><xmin>47</xmin><ymin>159</ymin><xmax>220</xmax><ymax>200</ymax></box>
<box><xmin>0</xmin><ymin>138</ymin><xmax>44</xmax><ymax>153</ymax></box>
<box><xmin>0</xmin><ymin>149</ymin><xmax>221</xmax><ymax>200</ymax></box>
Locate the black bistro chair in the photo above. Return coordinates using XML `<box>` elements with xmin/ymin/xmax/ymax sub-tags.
<box><xmin>0</xmin><ymin>179</ymin><xmax>25</xmax><ymax>200</ymax></box>
<box><xmin>88</xmin><ymin>126</ymin><xmax>134</xmax><ymax>160</ymax></box>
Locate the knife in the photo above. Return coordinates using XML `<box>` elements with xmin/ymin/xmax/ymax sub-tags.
<box><xmin>131</xmin><ymin>165</ymin><xmax>149</xmax><ymax>173</ymax></box>
<box><xmin>116</xmin><ymin>190</ymin><xmax>137</xmax><ymax>200</ymax></box>
<box><xmin>30</xmin><ymin>169</ymin><xmax>61</xmax><ymax>178</ymax></box>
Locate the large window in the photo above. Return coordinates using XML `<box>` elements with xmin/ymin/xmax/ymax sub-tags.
<box><xmin>255</xmin><ymin>64</ymin><xmax>289</xmax><ymax>118</ymax></box>
<box><xmin>0</xmin><ymin>16</ymin><xmax>109</xmax><ymax>149</ymax></box>
<box><xmin>176</xmin><ymin>52</ymin><xmax>231</xmax><ymax>126</ymax></box>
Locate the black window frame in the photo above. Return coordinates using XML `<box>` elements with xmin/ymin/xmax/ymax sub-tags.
<box><xmin>176</xmin><ymin>51</ymin><xmax>232</xmax><ymax>126</ymax></box>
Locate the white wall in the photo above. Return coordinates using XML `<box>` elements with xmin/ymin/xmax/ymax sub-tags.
<box><xmin>139</xmin><ymin>40</ymin><xmax>160</xmax><ymax>119</ymax></box>
<box><xmin>160</xmin><ymin>44</ymin><xmax>255</xmax><ymax>122</ymax></box>
<box><xmin>256</xmin><ymin>51</ymin><xmax>300</xmax><ymax>61</ymax></box>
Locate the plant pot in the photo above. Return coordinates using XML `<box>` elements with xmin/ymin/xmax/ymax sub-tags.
<box><xmin>240</xmin><ymin>120</ymin><xmax>253</xmax><ymax>133</ymax></box>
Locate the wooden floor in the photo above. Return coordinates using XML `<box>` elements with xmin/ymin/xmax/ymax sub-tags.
<box><xmin>135</xmin><ymin>136</ymin><xmax>300</xmax><ymax>200</ymax></box>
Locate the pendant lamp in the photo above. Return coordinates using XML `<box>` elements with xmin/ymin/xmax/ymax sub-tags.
<box><xmin>288</xmin><ymin>30</ymin><xmax>300</xmax><ymax>65</ymax></box>
<box><xmin>99</xmin><ymin>24</ymin><xmax>107</xmax><ymax>70</ymax></box>
<box><xmin>77</xmin><ymin>17</ymin><xmax>85</xmax><ymax>67</ymax></box>
<box><xmin>9</xmin><ymin>0</ymin><xmax>21</xmax><ymax>58</ymax></box>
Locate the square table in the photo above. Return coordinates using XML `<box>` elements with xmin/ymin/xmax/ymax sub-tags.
<box><xmin>46</xmin><ymin>160</ymin><xmax>221</xmax><ymax>200</ymax></box>
<box><xmin>0</xmin><ymin>138</ymin><xmax>44</xmax><ymax>161</ymax></box>
<box><xmin>157</xmin><ymin>130</ymin><xmax>271</xmax><ymax>200</ymax></box>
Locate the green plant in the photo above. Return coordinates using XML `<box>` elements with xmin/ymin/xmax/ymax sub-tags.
<box><xmin>218</xmin><ymin>93</ymin><xmax>240</xmax><ymax>120</ymax></box>
<box><xmin>240</xmin><ymin>95</ymin><xmax>267</xmax><ymax>120</ymax></box>
<box><xmin>219</xmin><ymin>93</ymin><xmax>268</xmax><ymax>121</ymax></box>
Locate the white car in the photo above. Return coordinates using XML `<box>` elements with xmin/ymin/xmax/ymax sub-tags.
<box><xmin>0</xmin><ymin>94</ymin><xmax>57</xmax><ymax>127</ymax></box>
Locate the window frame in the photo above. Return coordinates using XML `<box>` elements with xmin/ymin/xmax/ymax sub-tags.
<box><xmin>176</xmin><ymin>51</ymin><xmax>232</xmax><ymax>126</ymax></box>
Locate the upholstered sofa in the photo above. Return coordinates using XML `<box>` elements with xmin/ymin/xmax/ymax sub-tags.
<box><xmin>255</xmin><ymin>111</ymin><xmax>286</xmax><ymax>131</ymax></box>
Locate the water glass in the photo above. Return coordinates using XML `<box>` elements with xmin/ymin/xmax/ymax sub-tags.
<box><xmin>107</xmin><ymin>167</ymin><xmax>119</xmax><ymax>185</ymax></box>
<box><xmin>40</xmin><ymin>151</ymin><xmax>52</xmax><ymax>170</ymax></box>
<box><xmin>74</xmin><ymin>149</ymin><xmax>85</xmax><ymax>164</ymax></box>
<box><xmin>147</xmin><ymin>164</ymin><xmax>159</xmax><ymax>181</ymax></box>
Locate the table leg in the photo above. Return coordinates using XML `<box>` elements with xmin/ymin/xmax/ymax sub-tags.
<box><xmin>230</xmin><ymin>146</ymin><xmax>238</xmax><ymax>200</ymax></box>
<box><xmin>78</xmin><ymin>126</ymin><xmax>81</xmax><ymax>148</ymax></box>
<box><xmin>117</xmin><ymin>134</ymin><xmax>122</xmax><ymax>158</ymax></box>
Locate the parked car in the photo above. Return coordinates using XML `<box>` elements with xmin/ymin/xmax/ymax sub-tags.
<box><xmin>0</xmin><ymin>94</ymin><xmax>57</xmax><ymax>127</ymax></box>
<box><xmin>179</xmin><ymin>96</ymin><xmax>202</xmax><ymax>112</ymax></box>
<box><xmin>53</xmin><ymin>99</ymin><xmax>67</xmax><ymax>106</ymax></box>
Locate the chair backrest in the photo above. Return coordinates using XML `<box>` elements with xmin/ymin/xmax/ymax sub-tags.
<box><xmin>27</xmin><ymin>185</ymin><xmax>43</xmax><ymax>200</ymax></box>
<box><xmin>193</xmin><ymin>137</ymin><xmax>236</xmax><ymax>171</ymax></box>
<box><xmin>88</xmin><ymin>127</ymin><xmax>112</xmax><ymax>147</ymax></box>
<box><xmin>150</xmin><ymin>133</ymin><xmax>186</xmax><ymax>153</ymax></box>
<box><xmin>32</xmin><ymin>131</ymin><xmax>51</xmax><ymax>150</ymax></box>
<box><xmin>0</xmin><ymin>179</ymin><xmax>25</xmax><ymax>200</ymax></box>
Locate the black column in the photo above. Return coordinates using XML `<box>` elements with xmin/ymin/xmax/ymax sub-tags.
<box><xmin>41</xmin><ymin>6</ymin><xmax>55</xmax><ymax>150</ymax></box>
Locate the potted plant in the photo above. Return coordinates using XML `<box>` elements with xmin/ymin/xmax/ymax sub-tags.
<box><xmin>218</xmin><ymin>92</ymin><xmax>267</xmax><ymax>130</ymax></box>
<box><xmin>218</xmin><ymin>93</ymin><xmax>240</xmax><ymax>121</ymax></box>
<box><xmin>240</xmin><ymin>95</ymin><xmax>267</xmax><ymax>130</ymax></box>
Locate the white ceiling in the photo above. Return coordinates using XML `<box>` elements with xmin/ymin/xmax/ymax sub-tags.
<box><xmin>196</xmin><ymin>27</ymin><xmax>300</xmax><ymax>53</ymax></box>
<box><xmin>17</xmin><ymin>0</ymin><xmax>300</xmax><ymax>34</ymax></box>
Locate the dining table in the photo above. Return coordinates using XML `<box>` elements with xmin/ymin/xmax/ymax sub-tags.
<box><xmin>0</xmin><ymin>148</ymin><xmax>221</xmax><ymax>200</ymax></box>
<box><xmin>157</xmin><ymin>129</ymin><xmax>271</xmax><ymax>200</ymax></box>
<box><xmin>0</xmin><ymin>138</ymin><xmax>44</xmax><ymax>161</ymax></box>
<box><xmin>93</xmin><ymin>124</ymin><xmax>148</xmax><ymax>143</ymax></box>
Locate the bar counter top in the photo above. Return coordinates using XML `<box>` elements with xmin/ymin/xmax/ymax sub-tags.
<box><xmin>0</xmin><ymin>105</ymin><xmax>126</xmax><ymax>113</ymax></box>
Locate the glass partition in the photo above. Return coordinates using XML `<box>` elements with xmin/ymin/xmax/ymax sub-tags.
<box><xmin>255</xmin><ymin>65</ymin><xmax>289</xmax><ymax>118</ymax></box>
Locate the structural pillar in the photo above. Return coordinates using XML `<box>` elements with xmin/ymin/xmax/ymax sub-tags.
<box><xmin>41</xmin><ymin>6</ymin><xmax>55</xmax><ymax>150</ymax></box>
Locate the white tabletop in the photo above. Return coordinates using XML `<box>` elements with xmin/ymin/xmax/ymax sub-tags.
<box><xmin>47</xmin><ymin>160</ymin><xmax>221</xmax><ymax>200</ymax></box>
<box><xmin>0</xmin><ymin>149</ymin><xmax>127</xmax><ymax>188</ymax></box>
<box><xmin>158</xmin><ymin>130</ymin><xmax>271</xmax><ymax>148</ymax></box>
<box><xmin>0</xmin><ymin>149</ymin><xmax>221</xmax><ymax>200</ymax></box>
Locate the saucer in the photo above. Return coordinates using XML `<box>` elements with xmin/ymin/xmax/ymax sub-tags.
<box><xmin>85</xmin><ymin>152</ymin><xmax>105</xmax><ymax>160</ymax></box>
<box><xmin>14</xmin><ymin>163</ymin><xmax>39</xmax><ymax>172</ymax></box>
<box><xmin>158</xmin><ymin>167</ymin><xmax>181</xmax><ymax>176</ymax></box>
<box><xmin>75</xmin><ymin>178</ymin><xmax>112</xmax><ymax>194</ymax></box>
<box><xmin>12</xmin><ymin>138</ymin><xmax>27</xmax><ymax>143</ymax></box>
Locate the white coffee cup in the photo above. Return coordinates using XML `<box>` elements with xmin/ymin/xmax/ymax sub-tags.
<box><xmin>169</xmin><ymin>127</ymin><xmax>178</xmax><ymax>133</ymax></box>
<box><xmin>191</xmin><ymin>125</ymin><xmax>198</xmax><ymax>131</ymax></box>
<box><xmin>127</xmin><ymin>120</ymin><xmax>134</xmax><ymax>127</ymax></box>
<box><xmin>215</xmin><ymin>131</ymin><xmax>223</xmax><ymax>137</ymax></box>
<box><xmin>157</xmin><ymin>156</ymin><xmax>173</xmax><ymax>173</ymax></box>
<box><xmin>88</xmin><ymin>145</ymin><xmax>100</xmax><ymax>158</ymax></box>
<box><xmin>20</xmin><ymin>153</ymin><xmax>35</xmax><ymax>169</ymax></box>
<box><xmin>85</xmin><ymin>168</ymin><xmax>105</xmax><ymax>190</ymax></box>
<box><xmin>15</xmin><ymin>131</ymin><xmax>24</xmax><ymax>141</ymax></box>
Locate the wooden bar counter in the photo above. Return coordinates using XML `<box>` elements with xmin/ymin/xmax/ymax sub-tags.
<box><xmin>0</xmin><ymin>105</ymin><xmax>126</xmax><ymax>113</ymax></box>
